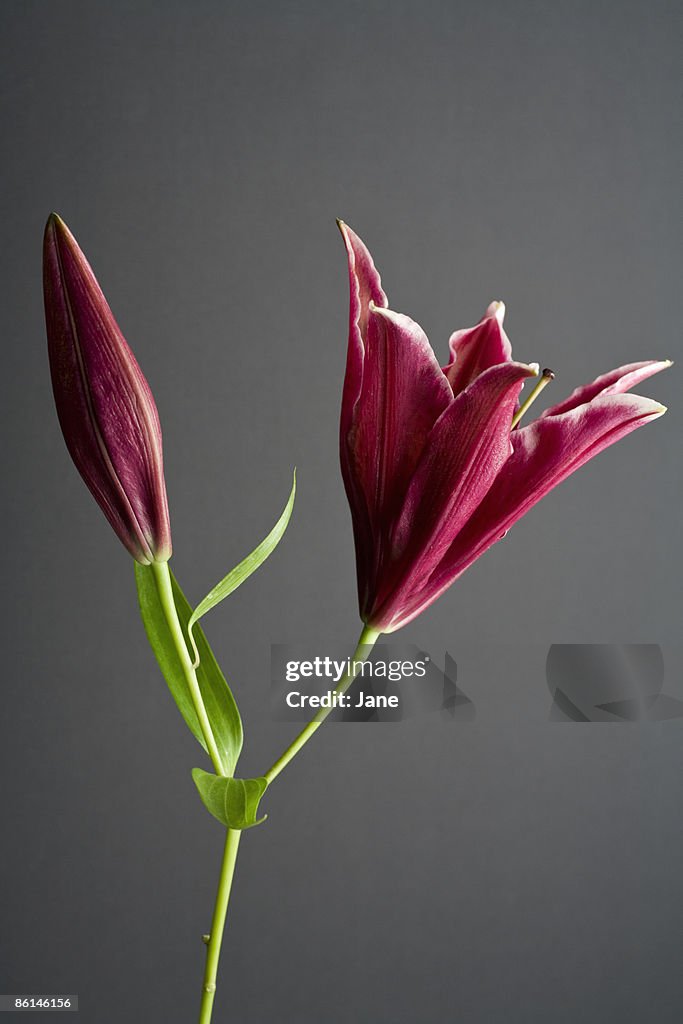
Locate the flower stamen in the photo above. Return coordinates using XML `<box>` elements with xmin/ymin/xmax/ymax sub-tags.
<box><xmin>511</xmin><ymin>368</ymin><xmax>555</xmax><ymax>428</ymax></box>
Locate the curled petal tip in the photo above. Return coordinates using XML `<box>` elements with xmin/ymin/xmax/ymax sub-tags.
<box><xmin>337</xmin><ymin>218</ymin><xmax>351</xmax><ymax>243</ymax></box>
<box><xmin>486</xmin><ymin>300</ymin><xmax>506</xmax><ymax>324</ymax></box>
<box><xmin>527</xmin><ymin>362</ymin><xmax>540</xmax><ymax>376</ymax></box>
<box><xmin>542</xmin><ymin>358</ymin><xmax>672</xmax><ymax>419</ymax></box>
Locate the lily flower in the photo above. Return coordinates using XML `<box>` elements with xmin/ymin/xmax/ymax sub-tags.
<box><xmin>44</xmin><ymin>214</ymin><xmax>172</xmax><ymax>564</ymax></box>
<box><xmin>338</xmin><ymin>222</ymin><xmax>669</xmax><ymax>633</ymax></box>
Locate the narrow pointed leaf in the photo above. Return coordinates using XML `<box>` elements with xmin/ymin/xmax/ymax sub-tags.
<box><xmin>192</xmin><ymin>768</ymin><xmax>268</xmax><ymax>830</ymax></box>
<box><xmin>135</xmin><ymin>563</ymin><xmax>243</xmax><ymax>776</ymax></box>
<box><xmin>187</xmin><ymin>473</ymin><xmax>296</xmax><ymax>667</ymax></box>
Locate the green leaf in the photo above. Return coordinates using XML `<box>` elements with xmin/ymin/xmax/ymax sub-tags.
<box><xmin>135</xmin><ymin>564</ymin><xmax>243</xmax><ymax>776</ymax></box>
<box><xmin>187</xmin><ymin>472</ymin><xmax>296</xmax><ymax>667</ymax></box>
<box><xmin>192</xmin><ymin>768</ymin><xmax>268</xmax><ymax>830</ymax></box>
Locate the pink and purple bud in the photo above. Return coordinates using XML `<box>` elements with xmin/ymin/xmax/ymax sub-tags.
<box><xmin>43</xmin><ymin>214</ymin><xmax>172</xmax><ymax>564</ymax></box>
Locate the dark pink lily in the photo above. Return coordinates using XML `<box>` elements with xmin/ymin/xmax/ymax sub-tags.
<box><xmin>44</xmin><ymin>214</ymin><xmax>172</xmax><ymax>564</ymax></box>
<box><xmin>339</xmin><ymin>221</ymin><xmax>669</xmax><ymax>633</ymax></box>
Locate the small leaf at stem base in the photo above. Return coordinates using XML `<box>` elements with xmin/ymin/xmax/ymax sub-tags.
<box><xmin>192</xmin><ymin>768</ymin><xmax>269</xmax><ymax>830</ymax></box>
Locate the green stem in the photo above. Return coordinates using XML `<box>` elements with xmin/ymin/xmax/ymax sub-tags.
<box><xmin>263</xmin><ymin>623</ymin><xmax>381</xmax><ymax>784</ymax></box>
<box><xmin>150</xmin><ymin>560</ymin><xmax>225</xmax><ymax>776</ymax></box>
<box><xmin>198</xmin><ymin>827</ymin><xmax>242</xmax><ymax>1024</ymax></box>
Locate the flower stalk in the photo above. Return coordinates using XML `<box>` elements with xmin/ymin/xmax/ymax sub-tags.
<box><xmin>263</xmin><ymin>624</ymin><xmax>381</xmax><ymax>784</ymax></box>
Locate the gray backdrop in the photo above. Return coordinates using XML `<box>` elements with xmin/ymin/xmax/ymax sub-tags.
<box><xmin>1</xmin><ymin>2</ymin><xmax>681</xmax><ymax>1022</ymax></box>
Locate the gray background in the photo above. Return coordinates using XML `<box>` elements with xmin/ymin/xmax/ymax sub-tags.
<box><xmin>1</xmin><ymin>1</ymin><xmax>681</xmax><ymax>1021</ymax></box>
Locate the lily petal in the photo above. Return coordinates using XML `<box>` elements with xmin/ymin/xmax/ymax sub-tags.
<box><xmin>337</xmin><ymin>221</ymin><xmax>388</xmax><ymax>439</ymax></box>
<box><xmin>345</xmin><ymin>303</ymin><xmax>453</xmax><ymax>613</ymax></box>
<box><xmin>541</xmin><ymin>360</ymin><xmax>672</xmax><ymax>418</ymax></box>
<box><xmin>444</xmin><ymin>301</ymin><xmax>512</xmax><ymax>395</ymax></box>
<box><xmin>368</xmin><ymin>360</ymin><xmax>537</xmax><ymax>629</ymax></box>
<box><xmin>412</xmin><ymin>393</ymin><xmax>667</xmax><ymax>623</ymax></box>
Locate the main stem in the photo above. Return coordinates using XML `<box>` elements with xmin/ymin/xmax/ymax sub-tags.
<box><xmin>264</xmin><ymin>623</ymin><xmax>381</xmax><ymax>784</ymax></box>
<box><xmin>149</xmin><ymin>561</ymin><xmax>242</xmax><ymax>1024</ymax></box>
<box><xmin>149</xmin><ymin>566</ymin><xmax>378</xmax><ymax>1024</ymax></box>
<box><xmin>150</xmin><ymin>560</ymin><xmax>225</xmax><ymax>776</ymax></box>
<box><xmin>193</xmin><ymin>626</ymin><xmax>378</xmax><ymax>1024</ymax></box>
<box><xmin>198</xmin><ymin>827</ymin><xmax>242</xmax><ymax>1024</ymax></box>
